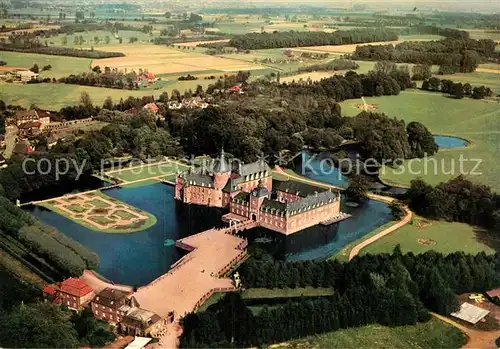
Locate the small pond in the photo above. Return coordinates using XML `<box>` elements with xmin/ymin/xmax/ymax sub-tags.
<box><xmin>434</xmin><ymin>135</ymin><xmax>468</xmax><ymax>149</ymax></box>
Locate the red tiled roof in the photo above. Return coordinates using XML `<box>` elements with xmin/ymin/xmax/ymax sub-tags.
<box><xmin>144</xmin><ymin>103</ymin><xmax>159</xmax><ymax>112</ymax></box>
<box><xmin>144</xmin><ymin>72</ymin><xmax>155</xmax><ymax>79</ymax></box>
<box><xmin>43</xmin><ymin>285</ymin><xmax>58</xmax><ymax>296</ymax></box>
<box><xmin>59</xmin><ymin>277</ymin><xmax>93</xmax><ymax>297</ymax></box>
<box><xmin>486</xmin><ymin>288</ymin><xmax>500</xmax><ymax>298</ymax></box>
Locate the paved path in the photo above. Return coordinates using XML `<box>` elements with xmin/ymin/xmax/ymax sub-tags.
<box><xmin>80</xmin><ymin>270</ymin><xmax>133</xmax><ymax>294</ymax></box>
<box><xmin>3</xmin><ymin>125</ymin><xmax>17</xmax><ymax>159</ymax></box>
<box><xmin>432</xmin><ymin>312</ymin><xmax>499</xmax><ymax>349</ymax></box>
<box><xmin>348</xmin><ymin>205</ymin><xmax>412</xmax><ymax>261</ymax></box>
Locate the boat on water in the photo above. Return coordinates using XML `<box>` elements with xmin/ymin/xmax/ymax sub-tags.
<box><xmin>345</xmin><ymin>202</ymin><xmax>360</xmax><ymax>208</ymax></box>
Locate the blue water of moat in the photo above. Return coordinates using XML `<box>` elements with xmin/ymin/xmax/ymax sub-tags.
<box><xmin>28</xmin><ymin>180</ymin><xmax>391</xmax><ymax>285</ymax></box>
<box><xmin>434</xmin><ymin>135</ymin><xmax>468</xmax><ymax>149</ymax></box>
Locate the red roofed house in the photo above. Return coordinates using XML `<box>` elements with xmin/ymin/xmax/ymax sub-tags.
<box><xmin>143</xmin><ymin>103</ymin><xmax>159</xmax><ymax>114</ymax></box>
<box><xmin>231</xmin><ymin>86</ymin><xmax>242</xmax><ymax>93</ymax></box>
<box><xmin>43</xmin><ymin>277</ymin><xmax>95</xmax><ymax>311</ymax></box>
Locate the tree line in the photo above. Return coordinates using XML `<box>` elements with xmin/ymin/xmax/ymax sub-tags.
<box><xmin>227</xmin><ymin>28</ymin><xmax>398</xmax><ymax>50</ymax></box>
<box><xmin>352</xmin><ymin>38</ymin><xmax>497</xmax><ymax>74</ymax></box>
<box><xmin>0</xmin><ymin>45</ymin><xmax>124</xmax><ymax>59</ymax></box>
<box><xmin>180</xmin><ymin>249</ymin><xmax>499</xmax><ymax>347</ymax></box>
<box><xmin>59</xmin><ymin>71</ymin><xmax>139</xmax><ymax>90</ymax></box>
<box><xmin>422</xmin><ymin>77</ymin><xmax>494</xmax><ymax>99</ymax></box>
<box><xmin>297</xmin><ymin>58</ymin><xmax>359</xmax><ymax>73</ymax></box>
<box><xmin>406</xmin><ymin>176</ymin><xmax>500</xmax><ymax>237</ymax></box>
<box><xmin>0</xmin><ymin>303</ymin><xmax>115</xmax><ymax>348</ymax></box>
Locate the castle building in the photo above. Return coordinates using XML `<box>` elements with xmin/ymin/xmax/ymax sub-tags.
<box><xmin>228</xmin><ymin>180</ymin><xmax>344</xmax><ymax>235</ymax></box>
<box><xmin>175</xmin><ymin>149</ymin><xmax>272</xmax><ymax>208</ymax></box>
<box><xmin>175</xmin><ymin>150</ymin><xmax>350</xmax><ymax>235</ymax></box>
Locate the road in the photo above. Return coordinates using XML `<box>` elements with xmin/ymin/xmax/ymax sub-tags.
<box><xmin>3</xmin><ymin>125</ymin><xmax>17</xmax><ymax>159</ymax></box>
<box><xmin>432</xmin><ymin>312</ymin><xmax>499</xmax><ymax>349</ymax></box>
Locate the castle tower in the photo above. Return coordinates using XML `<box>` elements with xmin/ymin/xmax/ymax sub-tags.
<box><xmin>249</xmin><ymin>179</ymin><xmax>269</xmax><ymax>221</ymax></box>
<box><xmin>213</xmin><ymin>148</ymin><xmax>231</xmax><ymax>190</ymax></box>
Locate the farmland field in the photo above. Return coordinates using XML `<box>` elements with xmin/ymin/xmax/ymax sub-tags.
<box><xmin>0</xmin><ymin>79</ymin><xmax>215</xmax><ymax>109</ymax></box>
<box><xmin>0</xmin><ymin>51</ymin><xmax>92</xmax><ymax>78</ymax></box>
<box><xmin>360</xmin><ymin>216</ymin><xmax>495</xmax><ymax>256</ymax></box>
<box><xmin>341</xmin><ymin>90</ymin><xmax>500</xmax><ymax>191</ymax></box>
<box><xmin>438</xmin><ymin>71</ymin><xmax>500</xmax><ymax>94</ymax></box>
<box><xmin>274</xmin><ymin>318</ymin><xmax>466</xmax><ymax>349</ymax></box>
<box><xmin>91</xmin><ymin>44</ymin><xmax>265</xmax><ymax>75</ymax></box>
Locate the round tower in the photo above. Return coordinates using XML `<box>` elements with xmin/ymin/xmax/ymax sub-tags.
<box><xmin>213</xmin><ymin>148</ymin><xmax>231</xmax><ymax>190</ymax></box>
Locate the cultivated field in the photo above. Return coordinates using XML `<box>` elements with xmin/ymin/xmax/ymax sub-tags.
<box><xmin>91</xmin><ymin>44</ymin><xmax>265</xmax><ymax>75</ymax></box>
<box><xmin>360</xmin><ymin>216</ymin><xmax>495</xmax><ymax>256</ymax></box>
<box><xmin>342</xmin><ymin>90</ymin><xmax>500</xmax><ymax>191</ymax></box>
<box><xmin>273</xmin><ymin>318</ymin><xmax>465</xmax><ymax>349</ymax></box>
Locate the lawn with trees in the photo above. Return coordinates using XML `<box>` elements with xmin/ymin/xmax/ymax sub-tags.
<box><xmin>277</xmin><ymin>318</ymin><xmax>465</xmax><ymax>349</ymax></box>
<box><xmin>341</xmin><ymin>90</ymin><xmax>500</xmax><ymax>191</ymax></box>
<box><xmin>180</xmin><ymin>249</ymin><xmax>498</xmax><ymax>347</ymax></box>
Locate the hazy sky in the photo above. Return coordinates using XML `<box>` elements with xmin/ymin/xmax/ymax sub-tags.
<box><xmin>231</xmin><ymin>0</ymin><xmax>500</xmax><ymax>11</ymax></box>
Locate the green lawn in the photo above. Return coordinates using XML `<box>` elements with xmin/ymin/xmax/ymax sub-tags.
<box><xmin>114</xmin><ymin>210</ymin><xmax>137</xmax><ymax>220</ymax></box>
<box><xmin>277</xmin><ymin>318</ymin><xmax>466</xmax><ymax>349</ymax></box>
<box><xmin>66</xmin><ymin>204</ymin><xmax>87</xmax><ymax>213</ymax></box>
<box><xmin>0</xmin><ymin>51</ymin><xmax>92</xmax><ymax>78</ymax></box>
<box><xmin>106</xmin><ymin>162</ymin><xmax>185</xmax><ymax>182</ymax></box>
<box><xmin>341</xmin><ymin>90</ymin><xmax>500</xmax><ymax>191</ymax></box>
<box><xmin>88</xmin><ymin>199</ymin><xmax>110</xmax><ymax>208</ymax></box>
<box><xmin>242</xmin><ymin>287</ymin><xmax>334</xmax><ymax>299</ymax></box>
<box><xmin>360</xmin><ymin>216</ymin><xmax>495</xmax><ymax>256</ymax></box>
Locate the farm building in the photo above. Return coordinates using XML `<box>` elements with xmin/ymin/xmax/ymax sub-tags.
<box><xmin>43</xmin><ymin>278</ymin><xmax>95</xmax><ymax>311</ymax></box>
<box><xmin>14</xmin><ymin>109</ymin><xmax>50</xmax><ymax>128</ymax></box>
<box><xmin>92</xmin><ymin>287</ymin><xmax>170</xmax><ymax>337</ymax></box>
<box><xmin>451</xmin><ymin>302</ymin><xmax>490</xmax><ymax>324</ymax></box>
<box><xmin>16</xmin><ymin>70</ymin><xmax>39</xmax><ymax>82</ymax></box>
<box><xmin>143</xmin><ymin>103</ymin><xmax>159</xmax><ymax>114</ymax></box>
<box><xmin>18</xmin><ymin>121</ymin><xmax>42</xmax><ymax>138</ymax></box>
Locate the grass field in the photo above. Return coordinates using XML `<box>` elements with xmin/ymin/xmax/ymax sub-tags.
<box><xmin>0</xmin><ymin>80</ymin><xmax>214</xmax><ymax>109</ymax></box>
<box><xmin>360</xmin><ymin>216</ymin><xmax>495</xmax><ymax>256</ymax></box>
<box><xmin>341</xmin><ymin>90</ymin><xmax>500</xmax><ymax>191</ymax></box>
<box><xmin>0</xmin><ymin>51</ymin><xmax>92</xmax><ymax>78</ymax></box>
<box><xmin>105</xmin><ymin>161</ymin><xmax>188</xmax><ymax>182</ymax></box>
<box><xmin>242</xmin><ymin>287</ymin><xmax>334</xmax><ymax>299</ymax></box>
<box><xmin>274</xmin><ymin>318</ymin><xmax>466</xmax><ymax>349</ymax></box>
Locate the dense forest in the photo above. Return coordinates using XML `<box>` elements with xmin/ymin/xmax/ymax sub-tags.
<box><xmin>180</xmin><ymin>249</ymin><xmax>499</xmax><ymax>347</ymax></box>
<box><xmin>0</xmin><ymin>68</ymin><xmax>439</xmax><ymax>199</ymax></box>
<box><xmin>407</xmin><ymin>176</ymin><xmax>500</xmax><ymax>237</ymax></box>
<box><xmin>352</xmin><ymin>38</ymin><xmax>497</xmax><ymax>74</ymax></box>
<box><xmin>0</xmin><ymin>303</ymin><xmax>115</xmax><ymax>348</ymax></box>
<box><xmin>228</xmin><ymin>28</ymin><xmax>398</xmax><ymax>50</ymax></box>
